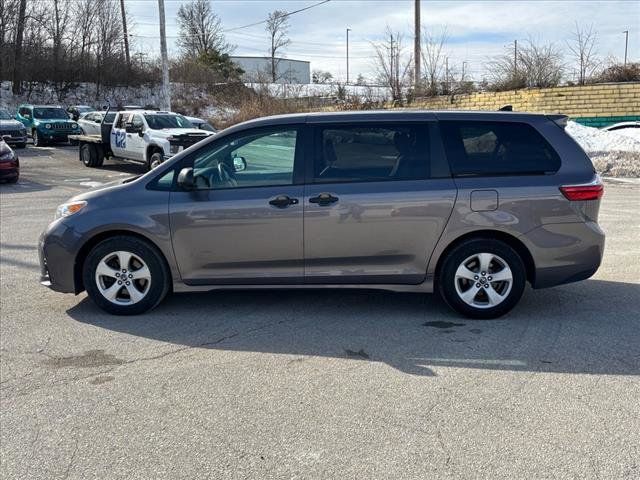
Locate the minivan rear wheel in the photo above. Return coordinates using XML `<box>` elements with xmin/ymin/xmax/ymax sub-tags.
<box><xmin>83</xmin><ymin>236</ymin><xmax>170</xmax><ymax>315</ymax></box>
<box><xmin>439</xmin><ymin>239</ymin><xmax>526</xmax><ymax>319</ymax></box>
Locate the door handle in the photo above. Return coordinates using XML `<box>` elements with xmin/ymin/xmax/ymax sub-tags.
<box><xmin>269</xmin><ymin>195</ymin><xmax>299</xmax><ymax>208</ymax></box>
<box><xmin>309</xmin><ymin>193</ymin><xmax>339</xmax><ymax>206</ymax></box>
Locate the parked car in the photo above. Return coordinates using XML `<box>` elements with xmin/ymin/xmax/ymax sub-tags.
<box><xmin>0</xmin><ymin>138</ymin><xmax>19</xmax><ymax>183</ymax></box>
<box><xmin>602</xmin><ymin>121</ymin><xmax>640</xmax><ymax>131</ymax></box>
<box><xmin>77</xmin><ymin>111</ymin><xmax>117</xmax><ymax>136</ymax></box>
<box><xmin>39</xmin><ymin>111</ymin><xmax>605</xmax><ymax>318</ymax></box>
<box><xmin>0</xmin><ymin>108</ymin><xmax>27</xmax><ymax>148</ymax></box>
<box><xmin>67</xmin><ymin>105</ymin><xmax>95</xmax><ymax>121</ymax></box>
<box><xmin>602</xmin><ymin>121</ymin><xmax>640</xmax><ymax>141</ymax></box>
<box><xmin>185</xmin><ymin>116</ymin><xmax>217</xmax><ymax>133</ymax></box>
<box><xmin>16</xmin><ymin>104</ymin><xmax>82</xmax><ymax>146</ymax></box>
<box><xmin>70</xmin><ymin>110</ymin><xmax>214</xmax><ymax>170</ymax></box>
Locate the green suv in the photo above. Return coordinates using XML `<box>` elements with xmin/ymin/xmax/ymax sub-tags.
<box><xmin>16</xmin><ymin>104</ymin><xmax>82</xmax><ymax>147</ymax></box>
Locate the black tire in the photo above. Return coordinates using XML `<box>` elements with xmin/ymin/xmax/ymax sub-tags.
<box><xmin>6</xmin><ymin>174</ymin><xmax>19</xmax><ymax>184</ymax></box>
<box><xmin>94</xmin><ymin>145</ymin><xmax>105</xmax><ymax>167</ymax></box>
<box><xmin>32</xmin><ymin>129</ymin><xmax>45</xmax><ymax>147</ymax></box>
<box><xmin>438</xmin><ymin>238</ymin><xmax>526</xmax><ymax>319</ymax></box>
<box><xmin>148</xmin><ymin>151</ymin><xmax>164</xmax><ymax>171</ymax></box>
<box><xmin>83</xmin><ymin>236</ymin><xmax>171</xmax><ymax>315</ymax></box>
<box><xmin>69</xmin><ymin>138</ymin><xmax>79</xmax><ymax>146</ymax></box>
<box><xmin>80</xmin><ymin>143</ymin><xmax>98</xmax><ymax>167</ymax></box>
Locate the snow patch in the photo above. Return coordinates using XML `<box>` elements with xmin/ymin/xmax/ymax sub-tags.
<box><xmin>566</xmin><ymin>121</ymin><xmax>640</xmax><ymax>153</ymax></box>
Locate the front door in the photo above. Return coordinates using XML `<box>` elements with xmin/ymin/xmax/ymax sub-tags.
<box><xmin>126</xmin><ymin>114</ymin><xmax>146</xmax><ymax>161</ymax></box>
<box><xmin>304</xmin><ymin>122</ymin><xmax>457</xmax><ymax>284</ymax></box>
<box><xmin>169</xmin><ymin>126</ymin><xmax>305</xmax><ymax>284</ymax></box>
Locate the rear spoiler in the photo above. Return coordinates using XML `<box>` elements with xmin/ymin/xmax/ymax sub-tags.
<box><xmin>547</xmin><ymin>114</ymin><xmax>569</xmax><ymax>129</ymax></box>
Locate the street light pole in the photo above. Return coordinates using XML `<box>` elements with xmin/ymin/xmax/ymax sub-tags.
<box><xmin>623</xmin><ymin>30</ymin><xmax>629</xmax><ymax>66</ymax></box>
<box><xmin>346</xmin><ymin>28</ymin><xmax>351</xmax><ymax>84</ymax></box>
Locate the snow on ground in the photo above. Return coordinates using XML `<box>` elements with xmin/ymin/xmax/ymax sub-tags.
<box><xmin>566</xmin><ymin>121</ymin><xmax>640</xmax><ymax>177</ymax></box>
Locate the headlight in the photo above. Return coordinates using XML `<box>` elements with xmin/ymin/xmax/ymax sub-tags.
<box><xmin>0</xmin><ymin>151</ymin><xmax>13</xmax><ymax>162</ymax></box>
<box><xmin>45</xmin><ymin>123</ymin><xmax>52</xmax><ymax>129</ymax></box>
<box><xmin>72</xmin><ymin>123</ymin><xmax>78</xmax><ymax>129</ymax></box>
<box><xmin>55</xmin><ymin>201</ymin><xmax>87</xmax><ymax>219</ymax></box>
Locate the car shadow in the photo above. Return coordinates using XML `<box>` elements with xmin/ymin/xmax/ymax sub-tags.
<box><xmin>66</xmin><ymin>279</ymin><xmax>640</xmax><ymax>377</ymax></box>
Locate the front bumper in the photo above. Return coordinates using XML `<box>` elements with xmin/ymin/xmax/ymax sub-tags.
<box><xmin>39</xmin><ymin>220</ymin><xmax>80</xmax><ymax>293</ymax></box>
<box><xmin>0</xmin><ymin>132</ymin><xmax>27</xmax><ymax>145</ymax></box>
<box><xmin>36</xmin><ymin>129</ymin><xmax>81</xmax><ymax>142</ymax></box>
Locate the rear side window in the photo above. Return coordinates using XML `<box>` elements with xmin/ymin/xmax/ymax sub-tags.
<box><xmin>314</xmin><ymin>124</ymin><xmax>430</xmax><ymax>183</ymax></box>
<box><xmin>440</xmin><ymin>121</ymin><xmax>560</xmax><ymax>176</ymax></box>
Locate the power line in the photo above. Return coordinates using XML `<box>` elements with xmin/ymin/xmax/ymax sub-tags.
<box><xmin>223</xmin><ymin>0</ymin><xmax>331</xmax><ymax>33</ymax></box>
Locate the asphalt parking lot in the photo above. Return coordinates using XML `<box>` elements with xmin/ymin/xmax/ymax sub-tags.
<box><xmin>1</xmin><ymin>144</ymin><xmax>639</xmax><ymax>479</ymax></box>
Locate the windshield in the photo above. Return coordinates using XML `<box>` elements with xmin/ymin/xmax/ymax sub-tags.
<box><xmin>0</xmin><ymin>109</ymin><xmax>12</xmax><ymax>120</ymax></box>
<box><xmin>144</xmin><ymin>114</ymin><xmax>192</xmax><ymax>130</ymax></box>
<box><xmin>33</xmin><ymin>107</ymin><xmax>69</xmax><ymax>119</ymax></box>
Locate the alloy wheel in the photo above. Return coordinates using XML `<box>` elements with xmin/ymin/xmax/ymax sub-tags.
<box><xmin>454</xmin><ymin>253</ymin><xmax>513</xmax><ymax>309</ymax></box>
<box><xmin>95</xmin><ymin>251</ymin><xmax>152</xmax><ymax>305</ymax></box>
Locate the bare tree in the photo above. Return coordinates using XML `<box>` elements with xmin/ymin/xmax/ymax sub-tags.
<box><xmin>488</xmin><ymin>38</ymin><xmax>563</xmax><ymax>91</ymax></box>
<box><xmin>312</xmin><ymin>69</ymin><xmax>333</xmax><ymax>84</ymax></box>
<box><xmin>567</xmin><ymin>22</ymin><xmax>598</xmax><ymax>85</ymax></box>
<box><xmin>266</xmin><ymin>10</ymin><xmax>291</xmax><ymax>82</ymax></box>
<box><xmin>421</xmin><ymin>26</ymin><xmax>447</xmax><ymax>95</ymax></box>
<box><xmin>11</xmin><ymin>0</ymin><xmax>27</xmax><ymax>94</ymax></box>
<box><xmin>372</xmin><ymin>26</ymin><xmax>413</xmax><ymax>103</ymax></box>
<box><xmin>177</xmin><ymin>0</ymin><xmax>229</xmax><ymax>58</ymax></box>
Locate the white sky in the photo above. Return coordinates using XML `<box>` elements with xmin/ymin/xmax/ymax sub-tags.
<box><xmin>127</xmin><ymin>0</ymin><xmax>639</xmax><ymax>82</ymax></box>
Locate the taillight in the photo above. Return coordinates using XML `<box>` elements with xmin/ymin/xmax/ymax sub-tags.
<box><xmin>560</xmin><ymin>182</ymin><xmax>604</xmax><ymax>201</ymax></box>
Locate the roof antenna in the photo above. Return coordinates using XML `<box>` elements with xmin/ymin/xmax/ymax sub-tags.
<box><xmin>499</xmin><ymin>105</ymin><xmax>513</xmax><ymax>111</ymax></box>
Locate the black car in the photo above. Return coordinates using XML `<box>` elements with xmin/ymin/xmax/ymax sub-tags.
<box><xmin>0</xmin><ymin>108</ymin><xmax>27</xmax><ymax>148</ymax></box>
<box><xmin>0</xmin><ymin>138</ymin><xmax>19</xmax><ymax>183</ymax></box>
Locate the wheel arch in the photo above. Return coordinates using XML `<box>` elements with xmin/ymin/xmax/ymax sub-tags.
<box><xmin>145</xmin><ymin>143</ymin><xmax>164</xmax><ymax>163</ymax></box>
<box><xmin>433</xmin><ymin>230</ymin><xmax>536</xmax><ymax>287</ymax></box>
<box><xmin>74</xmin><ymin>229</ymin><xmax>172</xmax><ymax>294</ymax></box>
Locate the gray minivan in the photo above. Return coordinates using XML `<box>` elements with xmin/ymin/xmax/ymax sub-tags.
<box><xmin>39</xmin><ymin>111</ymin><xmax>605</xmax><ymax>318</ymax></box>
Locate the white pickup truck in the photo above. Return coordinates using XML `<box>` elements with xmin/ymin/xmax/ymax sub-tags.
<box><xmin>70</xmin><ymin>110</ymin><xmax>214</xmax><ymax>170</ymax></box>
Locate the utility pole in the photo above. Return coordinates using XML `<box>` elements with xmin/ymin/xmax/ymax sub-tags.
<box><xmin>514</xmin><ymin>39</ymin><xmax>518</xmax><ymax>76</ymax></box>
<box><xmin>414</xmin><ymin>0</ymin><xmax>421</xmax><ymax>87</ymax></box>
<box><xmin>11</xmin><ymin>0</ymin><xmax>27</xmax><ymax>94</ymax></box>
<box><xmin>120</xmin><ymin>0</ymin><xmax>131</xmax><ymax>77</ymax></box>
<box><xmin>390</xmin><ymin>33</ymin><xmax>395</xmax><ymax>99</ymax></box>
<box><xmin>158</xmin><ymin>0</ymin><xmax>171</xmax><ymax>111</ymax></box>
<box><xmin>346</xmin><ymin>28</ymin><xmax>351</xmax><ymax>84</ymax></box>
<box><xmin>462</xmin><ymin>61</ymin><xmax>467</xmax><ymax>81</ymax></box>
<box><xmin>623</xmin><ymin>30</ymin><xmax>629</xmax><ymax>66</ymax></box>
<box><xmin>445</xmin><ymin>56</ymin><xmax>449</xmax><ymax>93</ymax></box>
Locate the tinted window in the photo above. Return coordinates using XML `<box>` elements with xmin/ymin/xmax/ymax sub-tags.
<box><xmin>104</xmin><ymin>113</ymin><xmax>116</xmax><ymax>123</ymax></box>
<box><xmin>190</xmin><ymin>128</ymin><xmax>297</xmax><ymax>190</ymax></box>
<box><xmin>314</xmin><ymin>125</ymin><xmax>429</xmax><ymax>183</ymax></box>
<box><xmin>440</xmin><ymin>121</ymin><xmax>560</xmax><ymax>176</ymax></box>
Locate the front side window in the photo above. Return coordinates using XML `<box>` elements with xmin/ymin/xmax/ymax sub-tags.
<box><xmin>115</xmin><ymin>114</ymin><xmax>129</xmax><ymax>129</ymax></box>
<box><xmin>314</xmin><ymin>125</ymin><xmax>430</xmax><ymax>183</ymax></box>
<box><xmin>440</xmin><ymin>121</ymin><xmax>561</xmax><ymax>176</ymax></box>
<box><xmin>190</xmin><ymin>128</ymin><xmax>298</xmax><ymax>190</ymax></box>
<box><xmin>131</xmin><ymin>115</ymin><xmax>145</xmax><ymax>129</ymax></box>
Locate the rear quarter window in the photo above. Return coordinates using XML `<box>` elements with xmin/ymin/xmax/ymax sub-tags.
<box><xmin>440</xmin><ymin>121</ymin><xmax>561</xmax><ymax>177</ymax></box>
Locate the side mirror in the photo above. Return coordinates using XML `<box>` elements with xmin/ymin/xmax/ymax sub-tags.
<box><xmin>233</xmin><ymin>156</ymin><xmax>247</xmax><ymax>172</ymax></box>
<box><xmin>177</xmin><ymin>167</ymin><xmax>195</xmax><ymax>190</ymax></box>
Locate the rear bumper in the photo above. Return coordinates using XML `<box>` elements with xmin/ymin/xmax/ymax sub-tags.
<box><xmin>523</xmin><ymin>221</ymin><xmax>605</xmax><ymax>289</ymax></box>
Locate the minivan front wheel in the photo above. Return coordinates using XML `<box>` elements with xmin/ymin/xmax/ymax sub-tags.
<box><xmin>83</xmin><ymin>236</ymin><xmax>170</xmax><ymax>315</ymax></box>
<box><xmin>439</xmin><ymin>239</ymin><xmax>526</xmax><ymax>319</ymax></box>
